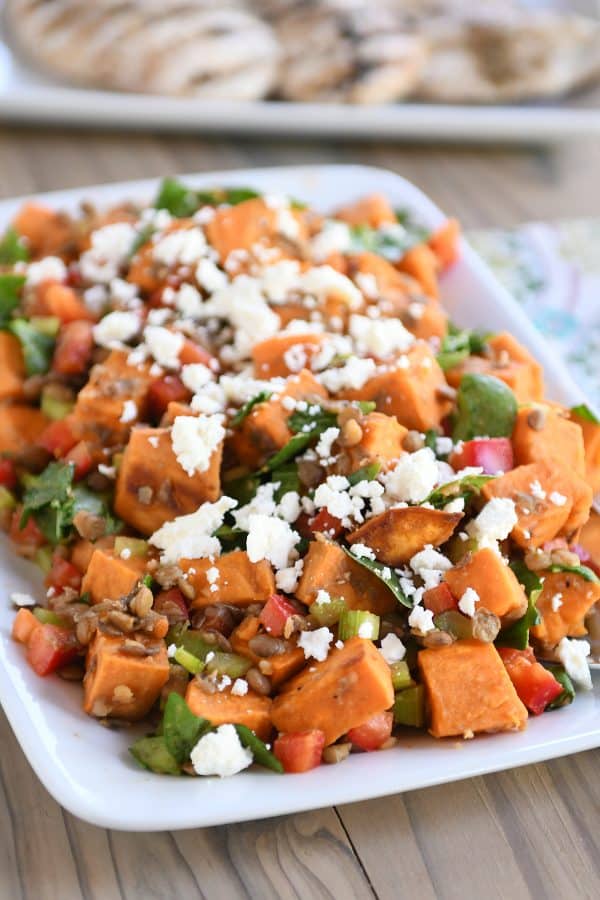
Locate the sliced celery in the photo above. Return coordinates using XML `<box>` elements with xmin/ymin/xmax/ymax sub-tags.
<box><xmin>205</xmin><ymin>651</ymin><xmax>252</xmax><ymax>679</ymax></box>
<box><xmin>393</xmin><ymin>685</ymin><xmax>426</xmax><ymax>728</ymax></box>
<box><xmin>33</xmin><ymin>546</ymin><xmax>53</xmax><ymax>574</ymax></box>
<box><xmin>310</xmin><ymin>596</ymin><xmax>347</xmax><ymax>627</ymax></box>
<box><xmin>174</xmin><ymin>646</ymin><xmax>204</xmax><ymax>676</ymax></box>
<box><xmin>390</xmin><ymin>660</ymin><xmax>414</xmax><ymax>691</ymax></box>
<box><xmin>33</xmin><ymin>607</ymin><xmax>68</xmax><ymax>626</ymax></box>
<box><xmin>434</xmin><ymin>610</ymin><xmax>473</xmax><ymax>640</ymax></box>
<box><xmin>338</xmin><ymin>609</ymin><xmax>380</xmax><ymax>641</ymax></box>
<box><xmin>40</xmin><ymin>391</ymin><xmax>74</xmax><ymax>421</ymax></box>
<box><xmin>29</xmin><ymin>316</ymin><xmax>60</xmax><ymax>337</ymax></box>
<box><xmin>114</xmin><ymin>536</ymin><xmax>149</xmax><ymax>558</ymax></box>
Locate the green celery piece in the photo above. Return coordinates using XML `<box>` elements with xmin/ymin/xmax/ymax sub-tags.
<box><xmin>548</xmin><ymin>563</ymin><xmax>600</xmax><ymax>584</ymax></box>
<box><xmin>162</xmin><ymin>693</ymin><xmax>210</xmax><ymax>764</ymax></box>
<box><xmin>343</xmin><ymin>546</ymin><xmax>412</xmax><ymax>608</ymax></box>
<box><xmin>178</xmin><ymin>630</ymin><xmax>214</xmax><ymax>661</ymax></box>
<box><xmin>0</xmin><ymin>274</ymin><xmax>26</xmax><ymax>325</ymax></box>
<box><xmin>338</xmin><ymin>609</ymin><xmax>380</xmax><ymax>641</ymax></box>
<box><xmin>205</xmin><ymin>651</ymin><xmax>252</xmax><ymax>679</ymax></box>
<box><xmin>452</xmin><ymin>373</ymin><xmax>518</xmax><ymax>442</ymax></box>
<box><xmin>433</xmin><ymin>610</ymin><xmax>473</xmax><ymax>640</ymax></box>
<box><xmin>426</xmin><ymin>473</ymin><xmax>493</xmax><ymax>510</ymax></box>
<box><xmin>153</xmin><ymin>177</ymin><xmax>199</xmax><ymax>217</ymax></box>
<box><xmin>33</xmin><ymin>608</ymin><xmax>68</xmax><ymax>626</ymax></box>
<box><xmin>0</xmin><ymin>227</ymin><xmax>28</xmax><ymax>264</ymax></box>
<box><xmin>570</xmin><ymin>403</ymin><xmax>599</xmax><ymax>425</ymax></box>
<box><xmin>129</xmin><ymin>735</ymin><xmax>181</xmax><ymax>775</ymax></box>
<box><xmin>495</xmin><ymin>561</ymin><xmax>541</xmax><ymax>650</ymax></box>
<box><xmin>309</xmin><ymin>596</ymin><xmax>347</xmax><ymax>627</ymax></box>
<box><xmin>390</xmin><ymin>660</ymin><xmax>414</xmax><ymax>691</ymax></box>
<box><xmin>114</xmin><ymin>536</ymin><xmax>149</xmax><ymax>558</ymax></box>
<box><xmin>347</xmin><ymin>462</ymin><xmax>380</xmax><ymax>486</ymax></box>
<box><xmin>545</xmin><ymin>665</ymin><xmax>576</xmax><ymax>709</ymax></box>
<box><xmin>8</xmin><ymin>318</ymin><xmax>55</xmax><ymax>375</ymax></box>
<box><xmin>29</xmin><ymin>315</ymin><xmax>60</xmax><ymax>336</ymax></box>
<box><xmin>234</xmin><ymin>724</ymin><xmax>283</xmax><ymax>773</ymax></box>
<box><xmin>393</xmin><ymin>685</ymin><xmax>426</xmax><ymax>727</ymax></box>
<box><xmin>231</xmin><ymin>390</ymin><xmax>272</xmax><ymax>427</ymax></box>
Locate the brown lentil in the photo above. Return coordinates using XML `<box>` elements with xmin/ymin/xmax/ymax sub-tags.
<box><xmin>246</xmin><ymin>667</ymin><xmax>272</xmax><ymax>695</ymax></box>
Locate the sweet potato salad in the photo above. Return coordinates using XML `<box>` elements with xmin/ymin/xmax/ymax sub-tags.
<box><xmin>1</xmin><ymin>180</ymin><xmax>599</xmax><ymax>778</ymax></box>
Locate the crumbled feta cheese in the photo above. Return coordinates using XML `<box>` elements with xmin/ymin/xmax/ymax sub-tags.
<box><xmin>318</xmin><ymin>356</ymin><xmax>376</xmax><ymax>393</ymax></box>
<box><xmin>283</xmin><ymin>343</ymin><xmax>308</xmax><ymax>373</ymax></box>
<box><xmin>83</xmin><ymin>284</ymin><xmax>108</xmax><ymax>315</ymax></box>
<box><xmin>171</xmin><ymin>414</ymin><xmax>225</xmax><ymax>476</ymax></box>
<box><xmin>410</xmin><ymin>545</ymin><xmax>453</xmax><ymax>590</ymax></box>
<box><xmin>315</xmin><ymin>427</ymin><xmax>340</xmax><ymax>461</ymax></box>
<box><xmin>529</xmin><ymin>479</ymin><xmax>546</xmax><ymax>501</ymax></box>
<box><xmin>355</xmin><ymin>271</ymin><xmax>378</xmax><ymax>299</ymax></box>
<box><xmin>190</xmin><ymin>724</ymin><xmax>253</xmax><ymax>777</ymax></box>
<box><xmin>231</xmin><ymin>678</ymin><xmax>249</xmax><ymax>697</ymax></box>
<box><xmin>190</xmin><ymin>382</ymin><xmax>226</xmax><ymax>415</ymax></box>
<box><xmin>435</xmin><ymin>436</ymin><xmax>454</xmax><ymax>457</ymax></box>
<box><xmin>349</xmin><ymin>314</ymin><xmax>414</xmax><ymax>358</ymax></box>
<box><xmin>551</xmin><ymin>592</ymin><xmax>563</xmax><ymax>612</ymax></box>
<box><xmin>379</xmin><ymin>633</ymin><xmax>406</xmax><ymax>664</ymax></box>
<box><xmin>93</xmin><ymin>310</ymin><xmax>140</xmax><ymax>348</ymax></box>
<box><xmin>181</xmin><ymin>363</ymin><xmax>214</xmax><ymax>393</ymax></box>
<box><xmin>556</xmin><ymin>637</ymin><xmax>592</xmax><ymax>690</ymax></box>
<box><xmin>197</xmin><ymin>276</ymin><xmax>280</xmax><ymax>360</ymax></box>
<box><xmin>174</xmin><ymin>283</ymin><xmax>204</xmax><ymax>318</ymax></box>
<box><xmin>246</xmin><ymin>514</ymin><xmax>299</xmax><ymax>571</ymax></box>
<box><xmin>382</xmin><ymin>448</ymin><xmax>438</xmax><ymax>504</ymax></box>
<box><xmin>444</xmin><ymin>498</ymin><xmax>465</xmax><ymax>514</ymax></box>
<box><xmin>196</xmin><ymin>258</ymin><xmax>227</xmax><ymax>293</ymax></box>
<box><xmin>120</xmin><ymin>547</ymin><xmax>132</xmax><ymax>560</ymax></box>
<box><xmin>275</xmin><ymin>559</ymin><xmax>304</xmax><ymax>593</ymax></box>
<box><xmin>26</xmin><ymin>256</ymin><xmax>67</xmax><ymax>286</ymax></box>
<box><xmin>310</xmin><ymin>220</ymin><xmax>351</xmax><ymax>262</ymax></box>
<box><xmin>351</xmin><ymin>543</ymin><xmax>376</xmax><ymax>561</ymax></box>
<box><xmin>259</xmin><ymin>260</ymin><xmax>301</xmax><ymax>302</ymax></box>
<box><xmin>148</xmin><ymin>436</ymin><xmax>160</xmax><ymax>448</ymax></box>
<box><xmin>167</xmin><ymin>643</ymin><xmax>177</xmax><ymax>659</ymax></box>
<box><xmin>80</xmin><ymin>222</ymin><xmax>137</xmax><ymax>283</ymax></box>
<box><xmin>458</xmin><ymin>587</ymin><xmax>480</xmax><ymax>618</ymax></box>
<box><xmin>153</xmin><ymin>227</ymin><xmax>207</xmax><ymax>267</ymax></box>
<box><xmin>149</xmin><ymin>496</ymin><xmax>237</xmax><ymax>563</ymax></box>
<box><xmin>358</xmin><ymin>620</ymin><xmax>377</xmax><ymax>639</ymax></box>
<box><xmin>300</xmin><ymin>266</ymin><xmax>363</xmax><ymax>310</ymax></box>
<box><xmin>313</xmin><ymin>475</ymin><xmax>355</xmax><ymax>523</ymax></box>
<box><xmin>298</xmin><ymin>627</ymin><xmax>333</xmax><ymax>662</ymax></box>
<box><xmin>10</xmin><ymin>592</ymin><xmax>35</xmax><ymax>607</ymax></box>
<box><xmin>119</xmin><ymin>399</ymin><xmax>137</xmax><ymax>423</ymax></box>
<box><xmin>549</xmin><ymin>491</ymin><xmax>568</xmax><ymax>507</ymax></box>
<box><xmin>314</xmin><ymin>589</ymin><xmax>331</xmax><ymax>605</ymax></box>
<box><xmin>144</xmin><ymin>325</ymin><xmax>184</xmax><ymax>369</ymax></box>
<box><xmin>277</xmin><ymin>491</ymin><xmax>301</xmax><ymax>524</ymax></box>
<box><xmin>206</xmin><ymin>566</ymin><xmax>220</xmax><ymax>584</ymax></box>
<box><xmin>467</xmin><ymin>497</ymin><xmax>517</xmax><ymax>549</ymax></box>
<box><xmin>97</xmin><ymin>464</ymin><xmax>116</xmax><ymax>479</ymax></box>
<box><xmin>408</xmin><ymin>605</ymin><xmax>435</xmax><ymax>634</ymax></box>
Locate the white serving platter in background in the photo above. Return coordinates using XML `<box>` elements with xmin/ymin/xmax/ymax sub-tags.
<box><xmin>0</xmin><ymin>165</ymin><xmax>597</xmax><ymax>831</ymax></box>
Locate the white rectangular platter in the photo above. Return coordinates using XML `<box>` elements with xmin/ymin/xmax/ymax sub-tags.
<box><xmin>0</xmin><ymin>165</ymin><xmax>597</xmax><ymax>831</ymax></box>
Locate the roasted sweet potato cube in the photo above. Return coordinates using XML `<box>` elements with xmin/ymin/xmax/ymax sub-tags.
<box><xmin>335</xmin><ymin>194</ymin><xmax>397</xmax><ymax>228</ymax></box>
<box><xmin>333</xmin><ymin>412</ymin><xmax>406</xmax><ymax>476</ymax></box>
<box><xmin>12</xmin><ymin>201</ymin><xmax>73</xmax><ymax>258</ymax></box>
<box><xmin>348</xmin><ymin>507</ymin><xmax>461</xmax><ymax>566</ymax></box>
<box><xmin>396</xmin><ymin>244</ymin><xmax>439</xmax><ymax>299</ymax></box>
<box><xmin>418</xmin><ymin>640</ymin><xmax>527</xmax><ymax>738</ymax></box>
<box><xmin>70</xmin><ymin>350</ymin><xmax>153</xmax><ymax>447</ymax></box>
<box><xmin>181</xmin><ymin>551</ymin><xmax>275</xmax><ymax>608</ymax></box>
<box><xmin>230</xmin><ymin>617</ymin><xmax>306</xmax><ymax>688</ymax></box>
<box><xmin>530</xmin><ymin>571</ymin><xmax>600</xmax><ymax>649</ymax></box>
<box><xmin>512</xmin><ymin>404</ymin><xmax>586</xmax><ymax>477</ymax></box>
<box><xmin>296</xmin><ymin>540</ymin><xmax>396</xmax><ymax>616</ymax></box>
<box><xmin>0</xmin><ymin>405</ymin><xmax>49</xmax><ymax>454</ymax></box>
<box><xmin>226</xmin><ymin>369</ymin><xmax>326</xmax><ymax>469</ymax></box>
<box><xmin>251</xmin><ymin>332</ymin><xmax>325</xmax><ymax>379</ymax></box>
<box><xmin>272</xmin><ymin>637</ymin><xmax>394</xmax><ymax>745</ymax></box>
<box><xmin>446</xmin><ymin>332</ymin><xmax>544</xmax><ymax>403</ymax></box>
<box><xmin>339</xmin><ymin>342</ymin><xmax>452</xmax><ymax>432</ymax></box>
<box><xmin>186</xmin><ymin>680</ymin><xmax>273</xmax><ymax>741</ymax></box>
<box><xmin>443</xmin><ymin>548</ymin><xmax>527</xmax><ymax>620</ymax></box>
<box><xmin>205</xmin><ymin>197</ymin><xmax>307</xmax><ymax>264</ymax></box>
<box><xmin>81</xmin><ymin>548</ymin><xmax>147</xmax><ymax>604</ymax></box>
<box><xmin>0</xmin><ymin>333</ymin><xmax>25</xmax><ymax>402</ymax></box>
<box><xmin>114</xmin><ymin>426</ymin><xmax>222</xmax><ymax>535</ymax></box>
<box><xmin>83</xmin><ymin>632</ymin><xmax>169</xmax><ymax>720</ymax></box>
<box><xmin>570</xmin><ymin>409</ymin><xmax>600</xmax><ymax>494</ymax></box>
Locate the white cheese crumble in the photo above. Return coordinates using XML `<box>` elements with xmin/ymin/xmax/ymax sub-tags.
<box><xmin>549</xmin><ymin>491</ymin><xmax>568</xmax><ymax>507</ymax></box>
<box><xmin>408</xmin><ymin>605</ymin><xmax>435</xmax><ymax>634</ymax></box>
<box><xmin>80</xmin><ymin>222</ymin><xmax>137</xmax><ymax>283</ymax></box>
<box><xmin>275</xmin><ymin>558</ymin><xmax>304</xmax><ymax>593</ymax></box>
<box><xmin>351</xmin><ymin>543</ymin><xmax>376</xmax><ymax>561</ymax></box>
<box><xmin>309</xmin><ymin>220</ymin><xmax>351</xmax><ymax>262</ymax></box>
<box><xmin>190</xmin><ymin>724</ymin><xmax>253</xmax><ymax>777</ymax></box>
<box><xmin>144</xmin><ymin>325</ymin><xmax>184</xmax><ymax>369</ymax></box>
<box><xmin>349</xmin><ymin>314</ymin><xmax>414</xmax><ymax>358</ymax></box>
<box><xmin>181</xmin><ymin>363</ymin><xmax>214</xmax><ymax>394</ymax></box>
<box><xmin>10</xmin><ymin>592</ymin><xmax>35</xmax><ymax>607</ymax></box>
<box><xmin>382</xmin><ymin>448</ymin><xmax>438</xmax><ymax>504</ymax></box>
<box><xmin>300</xmin><ymin>266</ymin><xmax>363</xmax><ymax>310</ymax></box>
<box><xmin>358</xmin><ymin>620</ymin><xmax>377</xmax><ymax>639</ymax></box>
<box><xmin>259</xmin><ymin>260</ymin><xmax>301</xmax><ymax>302</ymax></box>
<box><xmin>466</xmin><ymin>497</ymin><xmax>517</xmax><ymax>550</ymax></box>
<box><xmin>119</xmin><ymin>399</ymin><xmax>137</xmax><ymax>424</ymax></box>
<box><xmin>174</xmin><ymin>283</ymin><xmax>204</xmax><ymax>318</ymax></box>
<box><xmin>231</xmin><ymin>678</ymin><xmax>249</xmax><ymax>697</ymax></box>
<box><xmin>298</xmin><ymin>627</ymin><xmax>334</xmax><ymax>662</ymax></box>
<box><xmin>153</xmin><ymin>227</ymin><xmax>207</xmax><ymax>267</ymax></box>
<box><xmin>529</xmin><ymin>480</ymin><xmax>546</xmax><ymax>501</ymax></box>
<box><xmin>171</xmin><ymin>414</ymin><xmax>225</xmax><ymax>476</ymax></box>
<box><xmin>556</xmin><ymin>637</ymin><xmax>592</xmax><ymax>690</ymax></box>
<box><xmin>551</xmin><ymin>592</ymin><xmax>564</xmax><ymax>612</ymax></box>
<box><xmin>196</xmin><ymin>257</ymin><xmax>227</xmax><ymax>293</ymax></box>
<box><xmin>26</xmin><ymin>256</ymin><xmax>67</xmax><ymax>286</ymax></box>
<box><xmin>458</xmin><ymin>587</ymin><xmax>480</xmax><ymax>618</ymax></box>
<box><xmin>315</xmin><ymin>427</ymin><xmax>340</xmax><ymax>461</ymax></box>
<box><xmin>198</xmin><ymin>275</ymin><xmax>280</xmax><ymax>361</ymax></box>
<box><xmin>93</xmin><ymin>310</ymin><xmax>140</xmax><ymax>348</ymax></box>
<box><xmin>246</xmin><ymin>514</ymin><xmax>299</xmax><ymax>571</ymax></box>
<box><xmin>379</xmin><ymin>633</ymin><xmax>406</xmax><ymax>664</ymax></box>
<box><xmin>149</xmin><ymin>496</ymin><xmax>237</xmax><ymax>563</ymax></box>
<box><xmin>167</xmin><ymin>643</ymin><xmax>177</xmax><ymax>659</ymax></box>
<box><xmin>318</xmin><ymin>356</ymin><xmax>376</xmax><ymax>393</ymax></box>
<box><xmin>410</xmin><ymin>545</ymin><xmax>453</xmax><ymax>590</ymax></box>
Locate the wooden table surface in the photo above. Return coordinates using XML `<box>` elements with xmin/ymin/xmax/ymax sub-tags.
<box><xmin>0</xmin><ymin>127</ymin><xmax>598</xmax><ymax>900</ymax></box>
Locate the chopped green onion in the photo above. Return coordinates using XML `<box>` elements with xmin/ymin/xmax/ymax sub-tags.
<box><xmin>338</xmin><ymin>610</ymin><xmax>380</xmax><ymax>641</ymax></box>
<box><xmin>234</xmin><ymin>724</ymin><xmax>283</xmax><ymax>773</ymax></box>
<box><xmin>390</xmin><ymin>660</ymin><xmax>414</xmax><ymax>691</ymax></box>
<box><xmin>310</xmin><ymin>596</ymin><xmax>347</xmax><ymax>627</ymax></box>
<box><xmin>33</xmin><ymin>608</ymin><xmax>68</xmax><ymax>626</ymax></box>
<box><xmin>114</xmin><ymin>536</ymin><xmax>149</xmax><ymax>559</ymax></box>
<box><xmin>174</xmin><ymin>647</ymin><xmax>204</xmax><ymax>676</ymax></box>
<box><xmin>393</xmin><ymin>685</ymin><xmax>426</xmax><ymax>728</ymax></box>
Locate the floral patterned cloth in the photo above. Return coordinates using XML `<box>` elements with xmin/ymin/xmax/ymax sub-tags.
<box><xmin>469</xmin><ymin>220</ymin><xmax>600</xmax><ymax>405</ymax></box>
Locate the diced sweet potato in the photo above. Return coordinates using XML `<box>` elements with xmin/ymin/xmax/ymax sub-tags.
<box><xmin>34</xmin><ymin>282</ymin><xmax>94</xmax><ymax>323</ymax></box>
<box><xmin>181</xmin><ymin>551</ymin><xmax>275</xmax><ymax>608</ymax></box>
<box><xmin>397</xmin><ymin>244</ymin><xmax>439</xmax><ymax>299</ymax></box>
<box><xmin>334</xmin><ymin>194</ymin><xmax>397</xmax><ymax>228</ymax></box>
<box><xmin>333</xmin><ymin>412</ymin><xmax>406</xmax><ymax>476</ymax></box>
<box><xmin>0</xmin><ymin>405</ymin><xmax>49</xmax><ymax>454</ymax></box>
<box><xmin>226</xmin><ymin>369</ymin><xmax>326</xmax><ymax>469</ymax></box>
<box><xmin>339</xmin><ymin>342</ymin><xmax>452</xmax><ymax>432</ymax></box>
<box><xmin>0</xmin><ymin>333</ymin><xmax>25</xmax><ymax>402</ymax></box>
<box><xmin>296</xmin><ymin>540</ymin><xmax>396</xmax><ymax>616</ymax></box>
<box><xmin>114</xmin><ymin>426</ymin><xmax>222</xmax><ymax>535</ymax></box>
<box><xmin>512</xmin><ymin>404</ymin><xmax>586</xmax><ymax>477</ymax></box>
<box><xmin>348</xmin><ymin>507</ymin><xmax>461</xmax><ymax>566</ymax></box>
<box><xmin>81</xmin><ymin>548</ymin><xmax>146</xmax><ymax>604</ymax></box>
<box><xmin>205</xmin><ymin>198</ymin><xmax>307</xmax><ymax>264</ymax></box>
<box><xmin>12</xmin><ymin>608</ymin><xmax>40</xmax><ymax>644</ymax></box>
<box><xmin>580</xmin><ymin>512</ymin><xmax>600</xmax><ymax>563</ymax></box>
<box><xmin>570</xmin><ymin>410</ymin><xmax>600</xmax><ymax>494</ymax></box>
<box><xmin>530</xmin><ymin>571</ymin><xmax>600</xmax><ymax>649</ymax></box>
<box><xmin>446</xmin><ymin>333</ymin><xmax>544</xmax><ymax>403</ymax></box>
<box><xmin>71</xmin><ymin>536</ymin><xmax>116</xmax><ymax>574</ymax></box>
<box><xmin>428</xmin><ymin>219</ymin><xmax>460</xmax><ymax>269</ymax></box>
<box><xmin>70</xmin><ymin>350</ymin><xmax>153</xmax><ymax>447</ymax></box>
<box><xmin>251</xmin><ymin>332</ymin><xmax>324</xmax><ymax>379</ymax></box>
<box><xmin>230</xmin><ymin>616</ymin><xmax>306</xmax><ymax>688</ymax></box>
<box><xmin>443</xmin><ymin>547</ymin><xmax>527</xmax><ymax>619</ymax></box>
<box><xmin>272</xmin><ymin>637</ymin><xmax>394</xmax><ymax>745</ymax></box>
<box><xmin>185</xmin><ymin>680</ymin><xmax>273</xmax><ymax>740</ymax></box>
<box><xmin>418</xmin><ymin>640</ymin><xmax>528</xmax><ymax>738</ymax></box>
<box><xmin>481</xmin><ymin>461</ymin><xmax>591</xmax><ymax>547</ymax></box>
<box><xmin>83</xmin><ymin>632</ymin><xmax>169</xmax><ymax>720</ymax></box>
<box><xmin>12</xmin><ymin>202</ymin><xmax>72</xmax><ymax>258</ymax></box>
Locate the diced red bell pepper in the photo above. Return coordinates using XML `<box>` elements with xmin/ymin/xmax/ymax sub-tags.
<box><xmin>423</xmin><ymin>583</ymin><xmax>458</xmax><ymax>615</ymax></box>
<box><xmin>38</xmin><ymin>419</ymin><xmax>77</xmax><ymax>457</ymax></box>
<box><xmin>498</xmin><ymin>647</ymin><xmax>563</xmax><ymax>716</ymax></box>
<box><xmin>147</xmin><ymin>375</ymin><xmax>190</xmax><ymax>420</ymax></box>
<box><xmin>309</xmin><ymin>508</ymin><xmax>344</xmax><ymax>539</ymax></box>
<box><xmin>64</xmin><ymin>440</ymin><xmax>94</xmax><ymax>480</ymax></box>
<box><xmin>179</xmin><ymin>339</ymin><xmax>217</xmax><ymax>369</ymax></box>
<box><xmin>259</xmin><ymin>594</ymin><xmax>298</xmax><ymax>637</ymax></box>
<box><xmin>52</xmin><ymin>320</ymin><xmax>94</xmax><ymax>376</ymax></box>
<box><xmin>0</xmin><ymin>458</ymin><xmax>17</xmax><ymax>490</ymax></box>
<box><xmin>153</xmin><ymin>588</ymin><xmax>189</xmax><ymax>623</ymax></box>
<box><xmin>12</xmin><ymin>608</ymin><xmax>41</xmax><ymax>644</ymax></box>
<box><xmin>9</xmin><ymin>509</ymin><xmax>45</xmax><ymax>548</ymax></box>
<box><xmin>26</xmin><ymin>623</ymin><xmax>79</xmax><ymax>676</ymax></box>
<box><xmin>273</xmin><ymin>730</ymin><xmax>326</xmax><ymax>773</ymax></box>
<box><xmin>450</xmin><ymin>437</ymin><xmax>514</xmax><ymax>476</ymax></box>
<box><xmin>347</xmin><ymin>711</ymin><xmax>393</xmax><ymax>752</ymax></box>
<box><xmin>46</xmin><ymin>554</ymin><xmax>82</xmax><ymax>593</ymax></box>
